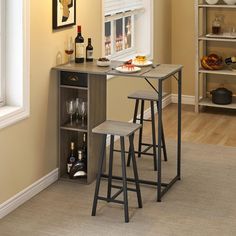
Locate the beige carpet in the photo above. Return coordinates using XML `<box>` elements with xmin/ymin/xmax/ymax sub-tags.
<box><xmin>0</xmin><ymin>141</ymin><xmax>236</xmax><ymax>236</ymax></box>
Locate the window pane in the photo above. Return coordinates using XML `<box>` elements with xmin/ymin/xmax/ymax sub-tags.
<box><xmin>115</xmin><ymin>18</ymin><xmax>123</xmax><ymax>52</ymax></box>
<box><xmin>125</xmin><ymin>16</ymin><xmax>132</xmax><ymax>49</ymax></box>
<box><xmin>105</xmin><ymin>22</ymin><xmax>111</xmax><ymax>56</ymax></box>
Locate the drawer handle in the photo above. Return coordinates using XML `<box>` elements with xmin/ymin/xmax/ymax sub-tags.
<box><xmin>68</xmin><ymin>75</ymin><xmax>79</xmax><ymax>81</ymax></box>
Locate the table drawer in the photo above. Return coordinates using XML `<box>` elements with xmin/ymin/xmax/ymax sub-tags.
<box><xmin>60</xmin><ymin>71</ymin><xmax>88</xmax><ymax>87</ymax></box>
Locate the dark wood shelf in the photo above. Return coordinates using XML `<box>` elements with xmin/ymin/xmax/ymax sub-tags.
<box><xmin>60</xmin><ymin>85</ymin><xmax>88</xmax><ymax>90</ymax></box>
<box><xmin>60</xmin><ymin>174</ymin><xmax>87</xmax><ymax>184</ymax></box>
<box><xmin>60</xmin><ymin>122</ymin><xmax>88</xmax><ymax>132</ymax></box>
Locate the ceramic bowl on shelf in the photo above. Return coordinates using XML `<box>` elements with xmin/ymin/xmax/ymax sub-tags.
<box><xmin>205</xmin><ymin>0</ymin><xmax>219</xmax><ymax>4</ymax></box>
<box><xmin>223</xmin><ymin>0</ymin><xmax>236</xmax><ymax>4</ymax></box>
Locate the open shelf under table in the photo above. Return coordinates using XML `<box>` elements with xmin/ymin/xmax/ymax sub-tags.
<box><xmin>60</xmin><ymin>174</ymin><xmax>87</xmax><ymax>184</ymax></box>
<box><xmin>198</xmin><ymin>4</ymin><xmax>236</xmax><ymax>9</ymax></box>
<box><xmin>199</xmin><ymin>69</ymin><xmax>236</xmax><ymax>76</ymax></box>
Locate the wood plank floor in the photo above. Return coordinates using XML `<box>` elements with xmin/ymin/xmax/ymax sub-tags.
<box><xmin>162</xmin><ymin>104</ymin><xmax>236</xmax><ymax>147</ymax></box>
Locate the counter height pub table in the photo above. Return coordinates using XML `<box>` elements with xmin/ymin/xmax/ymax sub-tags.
<box><xmin>53</xmin><ymin>61</ymin><xmax>183</xmax><ymax>202</ymax></box>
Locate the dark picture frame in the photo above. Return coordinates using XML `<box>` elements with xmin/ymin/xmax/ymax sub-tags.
<box><xmin>53</xmin><ymin>0</ymin><xmax>76</xmax><ymax>30</ymax></box>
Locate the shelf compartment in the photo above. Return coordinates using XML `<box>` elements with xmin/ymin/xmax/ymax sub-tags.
<box><xmin>199</xmin><ymin>97</ymin><xmax>236</xmax><ymax>109</ymax></box>
<box><xmin>198</xmin><ymin>35</ymin><xmax>236</xmax><ymax>42</ymax></box>
<box><xmin>198</xmin><ymin>4</ymin><xmax>236</xmax><ymax>9</ymax></box>
<box><xmin>198</xmin><ymin>68</ymin><xmax>236</xmax><ymax>76</ymax></box>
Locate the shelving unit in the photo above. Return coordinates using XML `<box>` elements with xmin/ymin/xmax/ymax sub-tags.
<box><xmin>58</xmin><ymin>71</ymin><xmax>106</xmax><ymax>184</ymax></box>
<box><xmin>195</xmin><ymin>0</ymin><xmax>236</xmax><ymax>112</ymax></box>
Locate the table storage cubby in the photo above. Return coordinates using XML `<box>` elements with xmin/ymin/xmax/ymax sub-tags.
<box><xmin>58</xmin><ymin>71</ymin><xmax>107</xmax><ymax>184</ymax></box>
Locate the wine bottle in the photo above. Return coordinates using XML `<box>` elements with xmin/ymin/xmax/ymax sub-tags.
<box><xmin>225</xmin><ymin>56</ymin><xmax>236</xmax><ymax>65</ymax></box>
<box><xmin>67</xmin><ymin>142</ymin><xmax>77</xmax><ymax>174</ymax></box>
<box><xmin>75</xmin><ymin>25</ymin><xmax>85</xmax><ymax>63</ymax></box>
<box><xmin>69</xmin><ymin>150</ymin><xmax>87</xmax><ymax>178</ymax></box>
<box><xmin>86</xmin><ymin>38</ymin><xmax>93</xmax><ymax>62</ymax></box>
<box><xmin>82</xmin><ymin>133</ymin><xmax>87</xmax><ymax>157</ymax></box>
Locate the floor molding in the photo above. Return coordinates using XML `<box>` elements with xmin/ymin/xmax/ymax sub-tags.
<box><xmin>171</xmin><ymin>94</ymin><xmax>195</xmax><ymax>105</ymax></box>
<box><xmin>0</xmin><ymin>169</ymin><xmax>59</xmax><ymax>219</ymax></box>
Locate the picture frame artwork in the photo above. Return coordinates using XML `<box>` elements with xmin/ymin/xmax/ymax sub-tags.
<box><xmin>53</xmin><ymin>0</ymin><xmax>76</xmax><ymax>29</ymax></box>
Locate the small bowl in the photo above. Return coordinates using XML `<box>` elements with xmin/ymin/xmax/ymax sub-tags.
<box><xmin>205</xmin><ymin>0</ymin><xmax>219</xmax><ymax>4</ymax></box>
<box><xmin>97</xmin><ymin>60</ymin><xmax>111</xmax><ymax>67</ymax></box>
<box><xmin>223</xmin><ymin>0</ymin><xmax>236</xmax><ymax>4</ymax></box>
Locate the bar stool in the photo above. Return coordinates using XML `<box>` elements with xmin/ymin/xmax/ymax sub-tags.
<box><xmin>127</xmin><ymin>90</ymin><xmax>168</xmax><ymax>171</ymax></box>
<box><xmin>91</xmin><ymin>120</ymin><xmax>143</xmax><ymax>223</ymax></box>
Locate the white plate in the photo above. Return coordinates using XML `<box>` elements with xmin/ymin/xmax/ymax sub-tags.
<box><xmin>133</xmin><ymin>60</ymin><xmax>153</xmax><ymax>67</ymax></box>
<box><xmin>115</xmin><ymin>66</ymin><xmax>141</xmax><ymax>74</ymax></box>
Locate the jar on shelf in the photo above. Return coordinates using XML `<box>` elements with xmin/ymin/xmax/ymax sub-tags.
<box><xmin>212</xmin><ymin>17</ymin><xmax>221</xmax><ymax>35</ymax></box>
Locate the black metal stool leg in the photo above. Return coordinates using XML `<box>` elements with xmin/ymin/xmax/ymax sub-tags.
<box><xmin>107</xmin><ymin>135</ymin><xmax>114</xmax><ymax>201</ymax></box>
<box><xmin>120</xmin><ymin>136</ymin><xmax>129</xmax><ymax>223</ymax></box>
<box><xmin>129</xmin><ymin>134</ymin><xmax>142</xmax><ymax>208</ymax></box>
<box><xmin>127</xmin><ymin>99</ymin><xmax>139</xmax><ymax>167</ymax></box>
<box><xmin>156</xmin><ymin>101</ymin><xmax>168</xmax><ymax>162</ymax></box>
<box><xmin>92</xmin><ymin>134</ymin><xmax>107</xmax><ymax>216</ymax></box>
<box><xmin>161</xmin><ymin>124</ymin><xmax>168</xmax><ymax>162</ymax></box>
<box><xmin>138</xmin><ymin>100</ymin><xmax>145</xmax><ymax>158</ymax></box>
<box><xmin>151</xmin><ymin>101</ymin><xmax>157</xmax><ymax>171</ymax></box>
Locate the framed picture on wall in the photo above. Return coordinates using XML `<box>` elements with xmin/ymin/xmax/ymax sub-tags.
<box><xmin>53</xmin><ymin>0</ymin><xmax>76</xmax><ymax>29</ymax></box>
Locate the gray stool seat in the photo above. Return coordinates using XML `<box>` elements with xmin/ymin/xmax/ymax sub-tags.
<box><xmin>128</xmin><ymin>90</ymin><xmax>160</xmax><ymax>101</ymax></box>
<box><xmin>92</xmin><ymin>120</ymin><xmax>142</xmax><ymax>137</ymax></box>
<box><xmin>92</xmin><ymin>120</ymin><xmax>142</xmax><ymax>223</ymax></box>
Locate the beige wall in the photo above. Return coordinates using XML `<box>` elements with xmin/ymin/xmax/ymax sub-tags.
<box><xmin>0</xmin><ymin>0</ymin><xmax>103</xmax><ymax>204</ymax></box>
<box><xmin>0</xmin><ymin>0</ymin><xmax>172</xmax><ymax>204</ymax></box>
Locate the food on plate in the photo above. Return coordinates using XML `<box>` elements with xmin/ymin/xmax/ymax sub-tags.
<box><xmin>134</xmin><ymin>55</ymin><xmax>147</xmax><ymax>64</ymax></box>
<box><xmin>98</xmin><ymin>57</ymin><xmax>110</xmax><ymax>62</ymax></box>
<box><xmin>122</xmin><ymin>60</ymin><xmax>135</xmax><ymax>71</ymax></box>
<box><xmin>201</xmin><ymin>54</ymin><xmax>223</xmax><ymax>70</ymax></box>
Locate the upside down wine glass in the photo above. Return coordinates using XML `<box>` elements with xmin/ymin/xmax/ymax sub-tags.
<box><xmin>66</xmin><ymin>100</ymin><xmax>75</xmax><ymax>126</ymax></box>
<box><xmin>78</xmin><ymin>101</ymin><xmax>87</xmax><ymax>127</ymax></box>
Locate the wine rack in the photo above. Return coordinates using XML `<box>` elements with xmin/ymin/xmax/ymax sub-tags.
<box><xmin>58</xmin><ymin>71</ymin><xmax>107</xmax><ymax>184</ymax></box>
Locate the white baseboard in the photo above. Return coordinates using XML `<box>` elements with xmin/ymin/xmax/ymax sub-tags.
<box><xmin>0</xmin><ymin>168</ymin><xmax>59</xmax><ymax>219</ymax></box>
<box><xmin>171</xmin><ymin>94</ymin><xmax>195</xmax><ymax>105</ymax></box>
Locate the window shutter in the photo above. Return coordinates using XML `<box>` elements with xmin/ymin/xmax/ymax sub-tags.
<box><xmin>104</xmin><ymin>0</ymin><xmax>143</xmax><ymax>16</ymax></box>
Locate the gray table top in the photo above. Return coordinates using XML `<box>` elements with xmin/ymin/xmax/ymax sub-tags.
<box><xmin>53</xmin><ymin>60</ymin><xmax>183</xmax><ymax>80</ymax></box>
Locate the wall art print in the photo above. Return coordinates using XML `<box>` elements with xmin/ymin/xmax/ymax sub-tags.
<box><xmin>53</xmin><ymin>0</ymin><xmax>76</xmax><ymax>29</ymax></box>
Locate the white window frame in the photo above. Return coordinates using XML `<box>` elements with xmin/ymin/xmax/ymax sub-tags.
<box><xmin>0</xmin><ymin>0</ymin><xmax>6</xmax><ymax>107</ymax></box>
<box><xmin>0</xmin><ymin>0</ymin><xmax>30</xmax><ymax>130</ymax></box>
<box><xmin>103</xmin><ymin>0</ymin><xmax>153</xmax><ymax>61</ymax></box>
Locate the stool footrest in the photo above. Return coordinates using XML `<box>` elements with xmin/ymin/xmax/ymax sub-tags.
<box><xmin>136</xmin><ymin>118</ymin><xmax>152</xmax><ymax>122</ymax></box>
<box><xmin>112</xmin><ymin>184</ymin><xmax>138</xmax><ymax>193</ymax></box>
<box><xmin>97</xmin><ymin>196</ymin><xmax>124</xmax><ymax>205</ymax></box>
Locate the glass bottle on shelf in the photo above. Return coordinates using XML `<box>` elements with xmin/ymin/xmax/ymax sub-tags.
<box><xmin>67</xmin><ymin>142</ymin><xmax>77</xmax><ymax>174</ymax></box>
<box><xmin>212</xmin><ymin>17</ymin><xmax>221</xmax><ymax>35</ymax></box>
<box><xmin>69</xmin><ymin>150</ymin><xmax>87</xmax><ymax>179</ymax></box>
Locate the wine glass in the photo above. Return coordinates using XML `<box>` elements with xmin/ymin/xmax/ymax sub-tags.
<box><xmin>75</xmin><ymin>98</ymin><xmax>83</xmax><ymax>124</ymax></box>
<box><xmin>66</xmin><ymin>100</ymin><xmax>75</xmax><ymax>125</ymax></box>
<box><xmin>78</xmin><ymin>101</ymin><xmax>87</xmax><ymax>127</ymax></box>
<box><xmin>65</xmin><ymin>37</ymin><xmax>74</xmax><ymax>66</ymax></box>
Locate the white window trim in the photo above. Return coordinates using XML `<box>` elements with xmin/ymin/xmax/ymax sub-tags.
<box><xmin>103</xmin><ymin>0</ymin><xmax>154</xmax><ymax>80</ymax></box>
<box><xmin>0</xmin><ymin>0</ymin><xmax>6</xmax><ymax>107</ymax></box>
<box><xmin>0</xmin><ymin>0</ymin><xmax>30</xmax><ymax>130</ymax></box>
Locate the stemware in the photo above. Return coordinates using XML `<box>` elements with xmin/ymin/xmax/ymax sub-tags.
<box><xmin>66</xmin><ymin>100</ymin><xmax>76</xmax><ymax>125</ymax></box>
<box><xmin>78</xmin><ymin>100</ymin><xmax>87</xmax><ymax>127</ymax></box>
<box><xmin>75</xmin><ymin>98</ymin><xmax>83</xmax><ymax>123</ymax></box>
<box><xmin>65</xmin><ymin>37</ymin><xmax>74</xmax><ymax>66</ymax></box>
